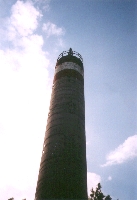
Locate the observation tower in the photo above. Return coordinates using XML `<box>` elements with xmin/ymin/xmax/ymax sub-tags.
<box><xmin>35</xmin><ymin>48</ymin><xmax>87</xmax><ymax>200</ymax></box>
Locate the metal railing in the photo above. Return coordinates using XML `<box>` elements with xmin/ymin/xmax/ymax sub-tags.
<box><xmin>57</xmin><ymin>48</ymin><xmax>83</xmax><ymax>63</ymax></box>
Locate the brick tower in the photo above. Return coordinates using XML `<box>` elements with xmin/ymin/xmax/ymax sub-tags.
<box><xmin>35</xmin><ymin>48</ymin><xmax>87</xmax><ymax>200</ymax></box>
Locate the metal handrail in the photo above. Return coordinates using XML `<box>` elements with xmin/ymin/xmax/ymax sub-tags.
<box><xmin>57</xmin><ymin>48</ymin><xmax>83</xmax><ymax>63</ymax></box>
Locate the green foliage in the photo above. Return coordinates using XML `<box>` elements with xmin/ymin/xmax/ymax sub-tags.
<box><xmin>105</xmin><ymin>195</ymin><xmax>112</xmax><ymax>200</ymax></box>
<box><xmin>89</xmin><ymin>183</ymin><xmax>112</xmax><ymax>200</ymax></box>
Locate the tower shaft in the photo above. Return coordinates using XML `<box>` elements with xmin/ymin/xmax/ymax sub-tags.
<box><xmin>35</xmin><ymin>49</ymin><xmax>87</xmax><ymax>200</ymax></box>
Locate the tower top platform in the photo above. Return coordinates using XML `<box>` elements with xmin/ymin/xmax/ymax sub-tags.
<box><xmin>56</xmin><ymin>48</ymin><xmax>83</xmax><ymax>69</ymax></box>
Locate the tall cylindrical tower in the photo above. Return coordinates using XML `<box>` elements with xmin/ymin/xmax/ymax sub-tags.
<box><xmin>35</xmin><ymin>48</ymin><xmax>87</xmax><ymax>200</ymax></box>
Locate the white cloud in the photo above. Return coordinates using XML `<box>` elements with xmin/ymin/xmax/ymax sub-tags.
<box><xmin>57</xmin><ymin>38</ymin><xmax>65</xmax><ymax>47</ymax></box>
<box><xmin>108</xmin><ymin>176</ymin><xmax>112</xmax><ymax>181</ymax></box>
<box><xmin>87</xmin><ymin>172</ymin><xmax>101</xmax><ymax>197</ymax></box>
<box><xmin>42</xmin><ymin>21</ymin><xmax>65</xmax><ymax>37</ymax></box>
<box><xmin>101</xmin><ymin>135</ymin><xmax>137</xmax><ymax>167</ymax></box>
<box><xmin>33</xmin><ymin>0</ymin><xmax>50</xmax><ymax>11</ymax></box>
<box><xmin>8</xmin><ymin>0</ymin><xmax>42</xmax><ymax>39</ymax></box>
<box><xmin>86</xmin><ymin>141</ymin><xmax>91</xmax><ymax>146</ymax></box>
<box><xmin>0</xmin><ymin>1</ymin><xmax>52</xmax><ymax>199</ymax></box>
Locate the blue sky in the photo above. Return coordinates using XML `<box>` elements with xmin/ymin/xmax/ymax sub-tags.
<box><xmin>0</xmin><ymin>0</ymin><xmax>136</xmax><ymax>199</ymax></box>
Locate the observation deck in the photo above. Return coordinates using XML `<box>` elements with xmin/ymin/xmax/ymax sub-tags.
<box><xmin>56</xmin><ymin>48</ymin><xmax>83</xmax><ymax>69</ymax></box>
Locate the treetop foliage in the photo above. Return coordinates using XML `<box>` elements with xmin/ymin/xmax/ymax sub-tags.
<box><xmin>89</xmin><ymin>183</ymin><xmax>112</xmax><ymax>200</ymax></box>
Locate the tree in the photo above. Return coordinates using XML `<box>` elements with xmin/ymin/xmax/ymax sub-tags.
<box><xmin>105</xmin><ymin>195</ymin><xmax>112</xmax><ymax>200</ymax></box>
<box><xmin>89</xmin><ymin>183</ymin><xmax>112</xmax><ymax>200</ymax></box>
